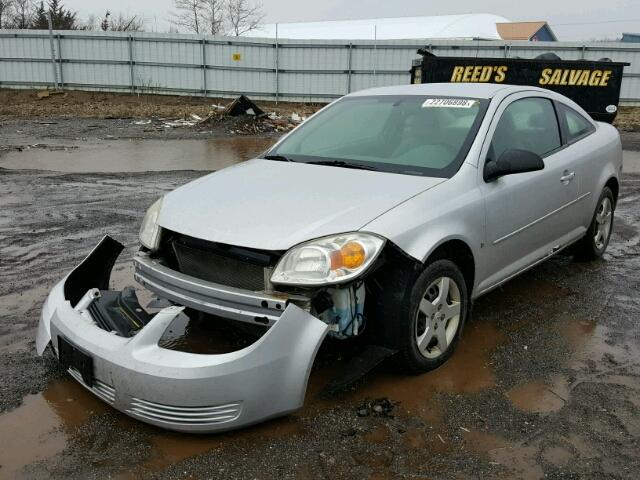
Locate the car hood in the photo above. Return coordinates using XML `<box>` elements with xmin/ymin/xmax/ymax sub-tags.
<box><xmin>158</xmin><ymin>159</ymin><xmax>445</xmax><ymax>251</ymax></box>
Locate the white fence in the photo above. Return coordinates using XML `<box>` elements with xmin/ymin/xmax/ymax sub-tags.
<box><xmin>1</xmin><ymin>30</ymin><xmax>639</xmax><ymax>105</ymax></box>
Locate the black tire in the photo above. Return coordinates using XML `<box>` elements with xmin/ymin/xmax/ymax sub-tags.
<box><xmin>394</xmin><ymin>259</ymin><xmax>469</xmax><ymax>373</ymax></box>
<box><xmin>573</xmin><ymin>187</ymin><xmax>615</xmax><ymax>261</ymax></box>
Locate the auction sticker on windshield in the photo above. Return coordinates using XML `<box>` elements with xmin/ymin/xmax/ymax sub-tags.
<box><xmin>422</xmin><ymin>98</ymin><xmax>478</xmax><ymax>108</ymax></box>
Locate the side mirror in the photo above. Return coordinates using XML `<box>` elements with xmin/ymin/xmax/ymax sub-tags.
<box><xmin>484</xmin><ymin>149</ymin><xmax>545</xmax><ymax>182</ymax></box>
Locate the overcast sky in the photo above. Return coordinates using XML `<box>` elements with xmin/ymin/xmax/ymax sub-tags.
<box><xmin>63</xmin><ymin>0</ymin><xmax>639</xmax><ymax>40</ymax></box>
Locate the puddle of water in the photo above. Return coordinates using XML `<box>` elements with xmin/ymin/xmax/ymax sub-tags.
<box><xmin>0</xmin><ymin>393</ymin><xmax>65</xmax><ymax>478</ymax></box>
<box><xmin>158</xmin><ymin>313</ymin><xmax>264</xmax><ymax>355</ymax></box>
<box><xmin>489</xmin><ymin>444</ymin><xmax>544</xmax><ymax>480</ymax></box>
<box><xmin>0</xmin><ymin>378</ymin><xmax>109</xmax><ymax>478</ymax></box>
<box><xmin>541</xmin><ymin>445</ymin><xmax>573</xmax><ymax>467</ymax></box>
<box><xmin>2</xmin><ymin>141</ymin><xmax>632</xmax><ymax>174</ymax></box>
<box><xmin>0</xmin><ymin>137</ymin><xmax>274</xmax><ymax>173</ymax></box>
<box><xmin>462</xmin><ymin>429</ymin><xmax>508</xmax><ymax>456</ymax></box>
<box><xmin>560</xmin><ymin>316</ymin><xmax>640</xmax><ymax>371</ymax></box>
<box><xmin>363</xmin><ymin>424</ymin><xmax>391</xmax><ymax>444</ymax></box>
<box><xmin>345</xmin><ymin>319</ymin><xmax>506</xmax><ymax>417</ymax></box>
<box><xmin>506</xmin><ymin>378</ymin><xmax>569</xmax><ymax>414</ymax></box>
<box><xmin>557</xmin><ymin>317</ymin><xmax>597</xmax><ymax>351</ymax></box>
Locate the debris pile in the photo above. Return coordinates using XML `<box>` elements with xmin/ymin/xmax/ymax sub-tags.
<box><xmin>128</xmin><ymin>95</ymin><xmax>307</xmax><ymax>135</ymax></box>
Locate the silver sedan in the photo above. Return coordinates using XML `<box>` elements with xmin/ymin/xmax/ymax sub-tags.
<box><xmin>37</xmin><ymin>83</ymin><xmax>622</xmax><ymax>432</ymax></box>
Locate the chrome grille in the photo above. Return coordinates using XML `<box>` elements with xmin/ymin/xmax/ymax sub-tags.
<box><xmin>127</xmin><ymin>398</ymin><xmax>243</xmax><ymax>426</ymax></box>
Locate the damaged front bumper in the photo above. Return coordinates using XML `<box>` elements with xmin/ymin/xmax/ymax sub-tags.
<box><xmin>36</xmin><ymin>236</ymin><xmax>329</xmax><ymax>433</ymax></box>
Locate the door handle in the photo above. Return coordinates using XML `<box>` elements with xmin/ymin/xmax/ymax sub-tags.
<box><xmin>560</xmin><ymin>171</ymin><xmax>576</xmax><ymax>184</ymax></box>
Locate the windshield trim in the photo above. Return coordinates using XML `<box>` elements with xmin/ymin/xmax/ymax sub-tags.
<box><xmin>264</xmin><ymin>95</ymin><xmax>490</xmax><ymax>178</ymax></box>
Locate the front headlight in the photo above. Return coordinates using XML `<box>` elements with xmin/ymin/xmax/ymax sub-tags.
<box><xmin>139</xmin><ymin>198</ymin><xmax>163</xmax><ymax>251</ymax></box>
<box><xmin>271</xmin><ymin>233</ymin><xmax>385</xmax><ymax>286</ymax></box>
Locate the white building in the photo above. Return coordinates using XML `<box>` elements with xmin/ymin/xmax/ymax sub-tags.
<box><xmin>243</xmin><ymin>14</ymin><xmax>511</xmax><ymax>41</ymax></box>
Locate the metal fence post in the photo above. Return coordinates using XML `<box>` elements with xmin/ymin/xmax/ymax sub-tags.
<box><xmin>275</xmin><ymin>24</ymin><xmax>279</xmax><ymax>104</ymax></box>
<box><xmin>347</xmin><ymin>43</ymin><xmax>353</xmax><ymax>94</ymax></box>
<box><xmin>373</xmin><ymin>25</ymin><xmax>377</xmax><ymax>82</ymax></box>
<box><xmin>201</xmin><ymin>37</ymin><xmax>207</xmax><ymax>97</ymax></box>
<box><xmin>128</xmin><ymin>35</ymin><xmax>135</xmax><ymax>94</ymax></box>
<box><xmin>46</xmin><ymin>12</ymin><xmax>59</xmax><ymax>89</ymax></box>
<box><xmin>56</xmin><ymin>34</ymin><xmax>64</xmax><ymax>88</ymax></box>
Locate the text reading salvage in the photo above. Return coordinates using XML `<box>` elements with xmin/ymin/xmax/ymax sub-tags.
<box><xmin>450</xmin><ymin>65</ymin><xmax>613</xmax><ymax>87</ymax></box>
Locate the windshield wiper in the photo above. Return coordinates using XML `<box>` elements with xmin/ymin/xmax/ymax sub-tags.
<box><xmin>263</xmin><ymin>154</ymin><xmax>294</xmax><ymax>162</ymax></box>
<box><xmin>305</xmin><ymin>160</ymin><xmax>379</xmax><ymax>171</ymax></box>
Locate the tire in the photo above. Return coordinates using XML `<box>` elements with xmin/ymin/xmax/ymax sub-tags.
<box><xmin>573</xmin><ymin>187</ymin><xmax>615</xmax><ymax>261</ymax></box>
<box><xmin>396</xmin><ymin>259</ymin><xmax>469</xmax><ymax>373</ymax></box>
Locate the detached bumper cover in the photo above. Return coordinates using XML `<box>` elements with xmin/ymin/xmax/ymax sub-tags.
<box><xmin>36</xmin><ymin>236</ymin><xmax>329</xmax><ymax>433</ymax></box>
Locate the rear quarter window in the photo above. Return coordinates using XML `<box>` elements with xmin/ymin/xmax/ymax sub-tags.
<box><xmin>558</xmin><ymin>103</ymin><xmax>596</xmax><ymax>144</ymax></box>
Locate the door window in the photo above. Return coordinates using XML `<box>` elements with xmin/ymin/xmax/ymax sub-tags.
<box><xmin>491</xmin><ymin>97</ymin><xmax>562</xmax><ymax>161</ymax></box>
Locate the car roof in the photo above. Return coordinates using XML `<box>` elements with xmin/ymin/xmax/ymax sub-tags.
<box><xmin>348</xmin><ymin>82</ymin><xmax>524</xmax><ymax>99</ymax></box>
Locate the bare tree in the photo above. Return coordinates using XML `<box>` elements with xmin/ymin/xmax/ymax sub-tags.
<box><xmin>171</xmin><ymin>0</ymin><xmax>204</xmax><ymax>34</ymax></box>
<box><xmin>9</xmin><ymin>0</ymin><xmax>35</xmax><ymax>29</ymax></box>
<box><xmin>0</xmin><ymin>0</ymin><xmax>14</xmax><ymax>28</ymax></box>
<box><xmin>11</xmin><ymin>0</ymin><xmax>33</xmax><ymax>28</ymax></box>
<box><xmin>110</xmin><ymin>12</ymin><xmax>144</xmax><ymax>31</ymax></box>
<box><xmin>226</xmin><ymin>0</ymin><xmax>264</xmax><ymax>36</ymax></box>
<box><xmin>201</xmin><ymin>0</ymin><xmax>224</xmax><ymax>35</ymax></box>
<box><xmin>98</xmin><ymin>10</ymin><xmax>144</xmax><ymax>32</ymax></box>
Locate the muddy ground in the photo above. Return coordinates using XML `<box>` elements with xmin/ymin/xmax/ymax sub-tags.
<box><xmin>1</xmin><ymin>106</ymin><xmax>640</xmax><ymax>479</ymax></box>
<box><xmin>0</xmin><ymin>89</ymin><xmax>323</xmax><ymax>121</ymax></box>
<box><xmin>2</xmin><ymin>88</ymin><xmax>640</xmax><ymax>133</ymax></box>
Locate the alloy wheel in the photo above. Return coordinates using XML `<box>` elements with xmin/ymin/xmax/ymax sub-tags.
<box><xmin>594</xmin><ymin>196</ymin><xmax>613</xmax><ymax>250</ymax></box>
<box><xmin>415</xmin><ymin>276</ymin><xmax>461</xmax><ymax>359</ymax></box>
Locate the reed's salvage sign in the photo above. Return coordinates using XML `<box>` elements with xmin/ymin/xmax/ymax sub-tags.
<box><xmin>448</xmin><ymin>65</ymin><xmax>613</xmax><ymax>87</ymax></box>
<box><xmin>411</xmin><ymin>55</ymin><xmax>629</xmax><ymax>123</ymax></box>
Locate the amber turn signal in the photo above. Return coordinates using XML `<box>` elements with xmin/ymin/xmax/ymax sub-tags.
<box><xmin>330</xmin><ymin>241</ymin><xmax>366</xmax><ymax>270</ymax></box>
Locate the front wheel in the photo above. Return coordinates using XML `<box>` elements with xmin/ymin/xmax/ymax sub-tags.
<box><xmin>573</xmin><ymin>187</ymin><xmax>615</xmax><ymax>260</ymax></box>
<box><xmin>398</xmin><ymin>260</ymin><xmax>469</xmax><ymax>373</ymax></box>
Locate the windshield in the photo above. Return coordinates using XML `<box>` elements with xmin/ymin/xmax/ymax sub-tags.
<box><xmin>267</xmin><ymin>95</ymin><xmax>488</xmax><ymax>177</ymax></box>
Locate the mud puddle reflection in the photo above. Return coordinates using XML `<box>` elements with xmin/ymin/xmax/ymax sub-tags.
<box><xmin>0</xmin><ymin>136</ymin><xmax>274</xmax><ymax>172</ymax></box>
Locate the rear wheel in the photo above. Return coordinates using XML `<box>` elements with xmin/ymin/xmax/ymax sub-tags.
<box><xmin>398</xmin><ymin>260</ymin><xmax>469</xmax><ymax>373</ymax></box>
<box><xmin>574</xmin><ymin>187</ymin><xmax>615</xmax><ymax>260</ymax></box>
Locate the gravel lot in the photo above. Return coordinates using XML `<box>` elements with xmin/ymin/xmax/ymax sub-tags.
<box><xmin>0</xmin><ymin>111</ymin><xmax>639</xmax><ymax>479</ymax></box>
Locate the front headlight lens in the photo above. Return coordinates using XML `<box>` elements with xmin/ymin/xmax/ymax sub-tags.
<box><xmin>139</xmin><ymin>198</ymin><xmax>163</xmax><ymax>251</ymax></box>
<box><xmin>271</xmin><ymin>233</ymin><xmax>385</xmax><ymax>286</ymax></box>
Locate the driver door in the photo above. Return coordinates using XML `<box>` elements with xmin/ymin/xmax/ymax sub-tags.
<box><xmin>477</xmin><ymin>94</ymin><xmax>582</xmax><ymax>293</ymax></box>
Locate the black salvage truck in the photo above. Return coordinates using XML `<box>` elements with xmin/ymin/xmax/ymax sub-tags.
<box><xmin>411</xmin><ymin>51</ymin><xmax>629</xmax><ymax>123</ymax></box>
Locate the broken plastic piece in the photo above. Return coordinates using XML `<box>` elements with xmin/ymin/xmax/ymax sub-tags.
<box><xmin>224</xmin><ymin>95</ymin><xmax>265</xmax><ymax>117</ymax></box>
